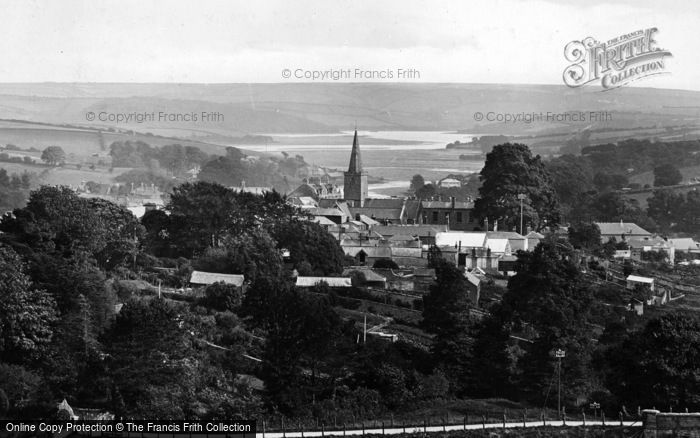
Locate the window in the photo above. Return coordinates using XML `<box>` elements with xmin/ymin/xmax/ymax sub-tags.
<box><xmin>432</xmin><ymin>211</ymin><xmax>438</xmax><ymax>222</ymax></box>
<box><xmin>457</xmin><ymin>212</ymin><xmax>463</xmax><ymax>223</ymax></box>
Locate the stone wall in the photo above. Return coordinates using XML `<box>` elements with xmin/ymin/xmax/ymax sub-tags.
<box><xmin>643</xmin><ymin>409</ymin><xmax>700</xmax><ymax>437</ymax></box>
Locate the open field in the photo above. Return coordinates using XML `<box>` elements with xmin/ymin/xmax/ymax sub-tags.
<box><xmin>0</xmin><ymin>161</ymin><xmax>133</xmax><ymax>186</ymax></box>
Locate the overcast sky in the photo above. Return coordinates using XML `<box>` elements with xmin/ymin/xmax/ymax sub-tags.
<box><xmin>0</xmin><ymin>0</ymin><xmax>696</xmax><ymax>90</ymax></box>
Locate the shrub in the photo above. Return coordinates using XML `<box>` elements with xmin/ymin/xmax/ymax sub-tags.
<box><xmin>373</xmin><ymin>258</ymin><xmax>399</xmax><ymax>269</ymax></box>
<box><xmin>203</xmin><ymin>281</ymin><xmax>243</xmax><ymax>311</ymax></box>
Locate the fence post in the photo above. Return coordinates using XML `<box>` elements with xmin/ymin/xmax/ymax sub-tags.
<box><xmin>619</xmin><ymin>412</ymin><xmax>623</xmax><ymax>426</ymax></box>
<box><xmin>321</xmin><ymin>423</ymin><xmax>325</xmax><ymax>437</ymax></box>
<box><xmin>542</xmin><ymin>413</ymin><xmax>546</xmax><ymax>427</ymax></box>
<box><xmin>582</xmin><ymin>410</ymin><xmax>586</xmax><ymax>427</ymax></box>
<box><xmin>402</xmin><ymin>419</ymin><xmax>405</xmax><ymax>434</ymax></box>
<box><xmin>602</xmin><ymin>412</ymin><xmax>606</xmax><ymax>426</ymax></box>
<box><xmin>343</xmin><ymin>423</ymin><xmax>346</xmax><ymax>437</ymax></box>
<box><xmin>423</xmin><ymin>419</ymin><xmax>427</xmax><ymax>433</ymax></box>
<box><xmin>300</xmin><ymin>421</ymin><xmax>304</xmax><ymax>438</ymax></box>
<box><xmin>502</xmin><ymin>413</ymin><xmax>506</xmax><ymax>430</ymax></box>
<box><xmin>523</xmin><ymin>411</ymin><xmax>526</xmax><ymax>428</ymax></box>
<box><xmin>382</xmin><ymin>421</ymin><xmax>385</xmax><ymax>435</ymax></box>
<box><xmin>482</xmin><ymin>415</ymin><xmax>486</xmax><ymax>430</ymax></box>
<box><xmin>562</xmin><ymin>407</ymin><xmax>566</xmax><ymax>426</ymax></box>
<box><xmin>262</xmin><ymin>420</ymin><xmax>266</xmax><ymax>438</ymax></box>
<box><xmin>463</xmin><ymin>414</ymin><xmax>467</xmax><ymax>430</ymax></box>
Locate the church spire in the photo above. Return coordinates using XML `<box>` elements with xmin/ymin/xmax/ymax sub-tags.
<box><xmin>347</xmin><ymin>130</ymin><xmax>363</xmax><ymax>173</ymax></box>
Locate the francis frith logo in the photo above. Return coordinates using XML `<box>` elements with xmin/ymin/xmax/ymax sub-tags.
<box><xmin>563</xmin><ymin>28</ymin><xmax>672</xmax><ymax>90</ymax></box>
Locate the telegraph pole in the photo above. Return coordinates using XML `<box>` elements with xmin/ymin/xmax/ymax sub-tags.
<box><xmin>556</xmin><ymin>349</ymin><xmax>566</xmax><ymax>420</ymax></box>
<box><xmin>517</xmin><ymin>194</ymin><xmax>526</xmax><ymax>235</ymax></box>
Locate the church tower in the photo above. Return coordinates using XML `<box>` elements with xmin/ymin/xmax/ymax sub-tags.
<box><xmin>344</xmin><ymin>130</ymin><xmax>368</xmax><ymax>207</ymax></box>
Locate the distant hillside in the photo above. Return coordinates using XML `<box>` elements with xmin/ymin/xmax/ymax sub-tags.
<box><xmin>0</xmin><ymin>83</ymin><xmax>698</xmax><ymax>136</ymax></box>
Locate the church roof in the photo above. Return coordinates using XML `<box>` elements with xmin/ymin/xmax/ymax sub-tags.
<box><xmin>347</xmin><ymin>130</ymin><xmax>363</xmax><ymax>173</ymax></box>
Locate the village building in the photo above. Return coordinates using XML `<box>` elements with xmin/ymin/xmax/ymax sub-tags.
<box><xmin>420</xmin><ymin>198</ymin><xmax>477</xmax><ymax>231</ymax></box>
<box><xmin>487</xmin><ymin>231</ymin><xmax>528</xmax><ymax>252</ymax></box>
<box><xmin>438</xmin><ymin>177</ymin><xmax>462</xmax><ymax>188</ymax></box>
<box><xmin>525</xmin><ymin>230</ymin><xmax>545</xmax><ymax>249</ymax></box>
<box><xmin>626</xmin><ymin>274</ymin><xmax>655</xmax><ymax>292</ymax></box>
<box><xmin>372</xmin><ymin>224</ymin><xmax>447</xmax><ymax>246</ymax></box>
<box><xmin>595</xmin><ymin>221</ymin><xmax>652</xmax><ymax>243</ymax></box>
<box><xmin>343</xmin><ymin>130</ymin><xmax>368</xmax><ymax>207</ymax></box>
<box><xmin>231</xmin><ymin>181</ymin><xmax>271</xmax><ymax>195</ymax></box>
<box><xmin>669</xmin><ymin>237</ymin><xmax>700</xmax><ymax>254</ymax></box>
<box><xmin>626</xmin><ymin>236</ymin><xmax>675</xmax><ymax>263</ymax></box>
<box><xmin>342</xmin><ymin>266</ymin><xmax>388</xmax><ymax>288</ymax></box>
<box><xmin>464</xmin><ymin>270</ymin><xmax>481</xmax><ymax>306</ymax></box>
<box><xmin>190</xmin><ymin>271</ymin><xmax>245</xmax><ymax>288</ymax></box>
<box><xmin>295</xmin><ymin>276</ymin><xmax>352</xmax><ymax>288</ymax></box>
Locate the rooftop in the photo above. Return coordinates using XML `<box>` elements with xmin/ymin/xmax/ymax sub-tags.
<box><xmin>595</xmin><ymin>222</ymin><xmax>651</xmax><ymax>237</ymax></box>
<box><xmin>190</xmin><ymin>271</ymin><xmax>245</xmax><ymax>287</ymax></box>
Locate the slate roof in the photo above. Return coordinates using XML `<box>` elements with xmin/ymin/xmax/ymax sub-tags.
<box><xmin>595</xmin><ymin>222</ymin><xmax>651</xmax><ymax>237</ymax></box>
<box><xmin>373</xmin><ymin>224</ymin><xmax>447</xmax><ymax>238</ymax></box>
<box><xmin>359</xmin><ymin>215</ymin><xmax>380</xmax><ymax>226</ymax></box>
<box><xmin>342</xmin><ymin>267</ymin><xmax>387</xmax><ymax>283</ymax></box>
<box><xmin>627</xmin><ymin>275</ymin><xmax>654</xmax><ymax>284</ymax></box>
<box><xmin>190</xmin><ymin>271</ymin><xmax>245</xmax><ymax>287</ymax></box>
<box><xmin>669</xmin><ymin>238</ymin><xmax>700</xmax><ymax>251</ymax></box>
<box><xmin>343</xmin><ymin>246</ymin><xmax>393</xmax><ymax>258</ymax></box>
<box><xmin>435</xmin><ymin>232</ymin><xmax>487</xmax><ymax>248</ymax></box>
<box><xmin>464</xmin><ymin>271</ymin><xmax>481</xmax><ymax>288</ymax></box>
<box><xmin>626</xmin><ymin>236</ymin><xmax>671</xmax><ymax>249</ymax></box>
<box><xmin>525</xmin><ymin>231</ymin><xmax>545</xmax><ymax>239</ymax></box>
<box><xmin>487</xmin><ymin>231</ymin><xmax>525</xmax><ymax>240</ymax></box>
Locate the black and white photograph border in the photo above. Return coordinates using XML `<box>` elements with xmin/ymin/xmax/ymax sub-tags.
<box><xmin>0</xmin><ymin>1</ymin><xmax>699</xmax><ymax>437</ymax></box>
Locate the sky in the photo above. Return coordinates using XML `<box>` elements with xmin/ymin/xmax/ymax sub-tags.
<box><xmin>0</xmin><ymin>0</ymin><xmax>697</xmax><ymax>90</ymax></box>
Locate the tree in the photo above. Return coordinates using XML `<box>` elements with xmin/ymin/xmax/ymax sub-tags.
<box><xmin>166</xmin><ymin>181</ymin><xmax>238</xmax><ymax>256</ymax></box>
<box><xmin>106</xmin><ymin>298</ymin><xmax>198</xmax><ymax>418</ymax></box>
<box><xmin>203</xmin><ymin>281</ymin><xmax>244</xmax><ymax>312</ymax></box>
<box><xmin>654</xmin><ymin>163</ymin><xmax>683</xmax><ymax>187</ymax></box>
<box><xmin>415</xmin><ymin>183</ymin><xmax>436</xmax><ymax>200</ymax></box>
<box><xmin>545</xmin><ymin>156</ymin><xmax>594</xmax><ymax>220</ymax></box>
<box><xmin>41</xmin><ymin>146</ymin><xmax>66</xmax><ymax>166</ymax></box>
<box><xmin>271</xmin><ymin>221</ymin><xmax>344</xmax><ymax>276</ymax></box>
<box><xmin>647</xmin><ymin>190</ymin><xmax>685</xmax><ymax>231</ymax></box>
<box><xmin>422</xmin><ymin>259</ymin><xmax>475</xmax><ymax>392</ymax></box>
<box><xmin>373</xmin><ymin>258</ymin><xmax>399</xmax><ymax>269</ymax></box>
<box><xmin>410</xmin><ymin>174</ymin><xmax>425</xmax><ymax>192</ymax></box>
<box><xmin>604</xmin><ymin>312</ymin><xmax>700</xmax><ymax>409</ymax></box>
<box><xmin>568</xmin><ymin>222</ymin><xmax>602</xmax><ymax>252</ymax></box>
<box><xmin>488</xmin><ymin>239</ymin><xmax>596</xmax><ymax>402</ymax></box>
<box><xmin>473</xmin><ymin>143</ymin><xmax>560</xmax><ymax>230</ymax></box>
<box><xmin>0</xmin><ymin>244</ymin><xmax>56</xmax><ymax>363</ymax></box>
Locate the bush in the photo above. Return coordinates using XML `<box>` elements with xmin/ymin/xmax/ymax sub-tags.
<box><xmin>373</xmin><ymin>258</ymin><xmax>399</xmax><ymax>269</ymax></box>
<box><xmin>413</xmin><ymin>298</ymin><xmax>424</xmax><ymax>311</ymax></box>
<box><xmin>203</xmin><ymin>281</ymin><xmax>243</xmax><ymax>311</ymax></box>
